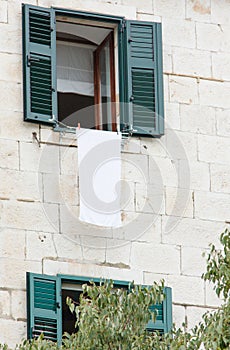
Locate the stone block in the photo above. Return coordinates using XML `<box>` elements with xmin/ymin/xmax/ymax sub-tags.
<box><xmin>20</xmin><ymin>142</ymin><xmax>60</xmax><ymax>173</ymax></box>
<box><xmin>0</xmin><ymin>168</ymin><xmax>40</xmax><ymax>201</ymax></box>
<box><xmin>122</xmin><ymin>138</ymin><xmax>141</xmax><ymax>154</ymax></box>
<box><xmin>198</xmin><ymin>134</ymin><xmax>230</xmax><ymax>164</ymax></box>
<box><xmin>153</xmin><ymin>0</ymin><xmax>185</xmax><ymax>19</ymax></box>
<box><xmin>136</xmin><ymin>13</ymin><xmax>161</xmax><ymax>23</ymax></box>
<box><xmin>186</xmin><ymin>306</ymin><xmax>210</xmax><ymax>329</ymax></box>
<box><xmin>130</xmin><ymin>242</ymin><xmax>180</xmax><ymax>274</ymax></box>
<box><xmin>0</xmin><ymin>319</ymin><xmax>26</xmax><ymax>349</ymax></box>
<box><xmin>43</xmin><ymin>258</ymin><xmax>143</xmax><ymax>284</ymax></box>
<box><xmin>167</xmin><ymin>275</ymin><xmax>204</xmax><ymax>305</ymax></box>
<box><xmin>199</xmin><ymin>80</ymin><xmax>230</xmax><ymax>109</ymax></box>
<box><xmin>123</xmin><ymin>0</ymin><xmax>152</xmax><ymax>13</ymax></box>
<box><xmin>117</xmin><ymin>211</ymin><xmax>161</xmax><ymax>242</ymax></box>
<box><xmin>43</xmin><ymin>173</ymin><xmax>79</xmax><ymax>205</ymax></box>
<box><xmin>165</xmin><ymin>102</ymin><xmax>180</xmax><ymax>130</ymax></box>
<box><xmin>0</xmin><ymin>200</ymin><xmax>59</xmax><ymax>233</ymax></box>
<box><xmin>135</xmin><ymin>182</ymin><xmax>165</xmax><ymax>215</ymax></box>
<box><xmin>194</xmin><ymin>190</ymin><xmax>230</xmax><ymax>222</ymax></box>
<box><xmin>180</xmin><ymin>104</ymin><xmax>216</xmax><ymax>135</ymax></box>
<box><xmin>148</xmin><ymin>155</ymin><xmax>178</xmax><ymax>188</ymax></box>
<box><xmin>169</xmin><ymin>76</ymin><xmax>199</xmax><ymax>104</ymax></box>
<box><xmin>162</xmin><ymin>216</ymin><xmax>225</xmax><ymax>248</ymax></box>
<box><xmin>165</xmin><ymin>187</ymin><xmax>194</xmax><ymax>218</ymax></box>
<box><xmin>0</xmin><ymin>139</ymin><xmax>19</xmax><ymax>170</ymax></box>
<box><xmin>212</xmin><ymin>52</ymin><xmax>230</xmax><ymax>81</ymax></box>
<box><xmin>205</xmin><ymin>281</ymin><xmax>223</xmax><ymax>307</ymax></box>
<box><xmin>0</xmin><ymin>111</ymin><xmax>39</xmax><ymax>142</ymax></box>
<box><xmin>172</xmin><ymin>47</ymin><xmax>211</xmax><ymax>78</ymax></box>
<box><xmin>143</xmin><ymin>271</ymin><xmax>170</xmax><ymax>285</ymax></box>
<box><xmin>0</xmin><ymin>81</ymin><xmax>22</xmax><ymax>112</ymax></box>
<box><xmin>179</xmin><ymin>160</ymin><xmax>210</xmax><ymax>191</ymax></box>
<box><xmin>106</xmin><ymin>239</ymin><xmax>131</xmax><ymax>266</ymax></box>
<box><xmin>140</xmin><ymin>135</ymin><xmax>167</xmax><ymax>158</ymax></box>
<box><xmin>186</xmin><ymin>0</ymin><xmax>211</xmax><ymax>22</ymax></box>
<box><xmin>0</xmin><ymin>228</ymin><xmax>25</xmax><ymax>259</ymax></box>
<box><xmin>0</xmin><ymin>291</ymin><xmax>10</xmax><ymax>317</ymax></box>
<box><xmin>81</xmin><ymin>236</ymin><xmax>106</xmax><ymax>263</ymax></box>
<box><xmin>216</xmin><ymin>109</ymin><xmax>230</xmax><ymax>137</ymax></box>
<box><xmin>120</xmin><ymin>180</ymin><xmax>135</xmax><ymax>212</ymax></box>
<box><xmin>0</xmin><ymin>53</ymin><xmax>21</xmax><ymax>83</ymax></box>
<box><xmin>181</xmin><ymin>246</ymin><xmax>207</xmax><ymax>277</ymax></box>
<box><xmin>172</xmin><ymin>304</ymin><xmax>186</xmax><ymax>328</ymax></box>
<box><xmin>60</xmin><ymin>146</ymin><xmax>78</xmax><ymax>176</ymax></box>
<box><xmin>38</xmin><ymin>0</ymin><xmax>136</xmax><ymax>19</ymax></box>
<box><xmin>40</xmin><ymin>127</ymin><xmax>61</xmax><ymax>143</ymax></box>
<box><xmin>163</xmin><ymin>74</ymin><xmax>169</xmax><ymax>102</ymax></box>
<box><xmin>121</xmin><ymin>153</ymin><xmax>149</xmax><ymax>184</ymax></box>
<box><xmin>210</xmin><ymin>163</ymin><xmax>230</xmax><ymax>193</ymax></box>
<box><xmin>60</xmin><ymin>204</ymin><xmax>113</xmax><ymax>239</ymax></box>
<box><xmin>26</xmin><ymin>231</ymin><xmax>57</xmax><ymax>260</ymax></box>
<box><xmin>0</xmin><ymin>23</ymin><xmax>22</xmax><ymax>54</ymax></box>
<box><xmin>0</xmin><ymin>258</ymin><xmax>41</xmax><ymax>289</ymax></box>
<box><xmin>163</xmin><ymin>45</ymin><xmax>173</xmax><ymax>73</ymax></box>
<box><xmin>53</xmin><ymin>233</ymin><xmax>83</xmax><ymax>260</ymax></box>
<box><xmin>0</xmin><ymin>0</ymin><xmax>7</xmax><ymax>23</ymax></box>
<box><xmin>11</xmin><ymin>290</ymin><xmax>26</xmax><ymax>320</ymax></box>
<box><xmin>196</xmin><ymin>22</ymin><xmax>230</xmax><ymax>52</ymax></box>
<box><xmin>134</xmin><ymin>215</ymin><xmax>162</xmax><ymax>244</ymax></box>
<box><xmin>211</xmin><ymin>0</ymin><xmax>230</xmax><ymax>25</ymax></box>
<box><xmin>162</xmin><ymin>18</ymin><xmax>196</xmax><ymax>49</ymax></box>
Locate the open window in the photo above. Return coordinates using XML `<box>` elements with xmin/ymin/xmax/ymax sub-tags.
<box><xmin>27</xmin><ymin>273</ymin><xmax>172</xmax><ymax>343</ymax></box>
<box><xmin>56</xmin><ymin>18</ymin><xmax>116</xmax><ymax>131</ymax></box>
<box><xmin>22</xmin><ymin>4</ymin><xmax>164</xmax><ymax>136</ymax></box>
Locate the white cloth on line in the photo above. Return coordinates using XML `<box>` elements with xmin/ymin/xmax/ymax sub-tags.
<box><xmin>77</xmin><ymin>128</ymin><xmax>121</xmax><ymax>227</ymax></box>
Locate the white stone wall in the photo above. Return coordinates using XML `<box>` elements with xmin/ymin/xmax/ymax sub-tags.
<box><xmin>0</xmin><ymin>0</ymin><xmax>229</xmax><ymax>346</ymax></box>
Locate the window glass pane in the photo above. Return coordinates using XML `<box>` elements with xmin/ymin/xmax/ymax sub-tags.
<box><xmin>100</xmin><ymin>40</ymin><xmax>113</xmax><ymax>130</ymax></box>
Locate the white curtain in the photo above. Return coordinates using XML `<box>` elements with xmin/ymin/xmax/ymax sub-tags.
<box><xmin>57</xmin><ymin>43</ymin><xmax>95</xmax><ymax>96</ymax></box>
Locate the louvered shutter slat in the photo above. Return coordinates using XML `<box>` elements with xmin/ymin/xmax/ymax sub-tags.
<box><xmin>147</xmin><ymin>287</ymin><xmax>172</xmax><ymax>334</ymax></box>
<box><xmin>22</xmin><ymin>5</ymin><xmax>57</xmax><ymax>125</ymax></box>
<box><xmin>27</xmin><ymin>272</ymin><xmax>62</xmax><ymax>343</ymax></box>
<box><xmin>125</xmin><ymin>20</ymin><xmax>164</xmax><ymax>135</ymax></box>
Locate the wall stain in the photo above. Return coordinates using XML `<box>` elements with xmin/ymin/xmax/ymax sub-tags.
<box><xmin>192</xmin><ymin>0</ymin><xmax>210</xmax><ymax>15</ymax></box>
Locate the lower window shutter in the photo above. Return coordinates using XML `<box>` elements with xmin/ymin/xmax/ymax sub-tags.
<box><xmin>26</xmin><ymin>272</ymin><xmax>62</xmax><ymax>343</ymax></box>
<box><xmin>147</xmin><ymin>287</ymin><xmax>172</xmax><ymax>334</ymax></box>
<box><xmin>124</xmin><ymin>20</ymin><xmax>164</xmax><ymax>136</ymax></box>
<box><xmin>22</xmin><ymin>4</ymin><xmax>57</xmax><ymax>125</ymax></box>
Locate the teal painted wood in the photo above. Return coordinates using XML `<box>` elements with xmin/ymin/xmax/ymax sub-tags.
<box><xmin>22</xmin><ymin>4</ymin><xmax>57</xmax><ymax>125</ymax></box>
<box><xmin>155</xmin><ymin>23</ymin><xmax>164</xmax><ymax>135</ymax></box>
<box><xmin>26</xmin><ymin>272</ymin><xmax>62</xmax><ymax>343</ymax></box>
<box><xmin>27</xmin><ymin>272</ymin><xmax>172</xmax><ymax>341</ymax></box>
<box><xmin>147</xmin><ymin>287</ymin><xmax>172</xmax><ymax>333</ymax></box>
<box><xmin>125</xmin><ymin>20</ymin><xmax>164</xmax><ymax>136</ymax></box>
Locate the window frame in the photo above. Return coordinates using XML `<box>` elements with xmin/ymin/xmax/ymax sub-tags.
<box><xmin>27</xmin><ymin>272</ymin><xmax>172</xmax><ymax>344</ymax></box>
<box><xmin>22</xmin><ymin>4</ymin><xmax>164</xmax><ymax>136</ymax></box>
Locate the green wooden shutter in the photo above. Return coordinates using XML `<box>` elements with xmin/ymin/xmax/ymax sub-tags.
<box><xmin>147</xmin><ymin>287</ymin><xmax>172</xmax><ymax>333</ymax></box>
<box><xmin>22</xmin><ymin>5</ymin><xmax>57</xmax><ymax>125</ymax></box>
<box><xmin>27</xmin><ymin>272</ymin><xmax>62</xmax><ymax>343</ymax></box>
<box><xmin>124</xmin><ymin>20</ymin><xmax>164</xmax><ymax>136</ymax></box>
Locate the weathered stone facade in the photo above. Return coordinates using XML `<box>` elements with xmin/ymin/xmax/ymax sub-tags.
<box><xmin>0</xmin><ymin>0</ymin><xmax>229</xmax><ymax>346</ymax></box>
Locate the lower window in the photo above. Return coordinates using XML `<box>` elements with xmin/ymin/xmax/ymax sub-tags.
<box><xmin>26</xmin><ymin>272</ymin><xmax>172</xmax><ymax>343</ymax></box>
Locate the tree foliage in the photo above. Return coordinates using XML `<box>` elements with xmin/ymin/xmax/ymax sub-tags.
<box><xmin>0</xmin><ymin>229</ymin><xmax>229</xmax><ymax>349</ymax></box>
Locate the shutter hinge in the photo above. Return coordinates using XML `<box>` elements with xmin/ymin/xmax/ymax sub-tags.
<box><xmin>120</xmin><ymin>19</ymin><xmax>126</xmax><ymax>33</ymax></box>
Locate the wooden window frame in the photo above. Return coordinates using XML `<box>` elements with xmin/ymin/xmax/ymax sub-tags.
<box><xmin>94</xmin><ymin>31</ymin><xmax>116</xmax><ymax>131</ymax></box>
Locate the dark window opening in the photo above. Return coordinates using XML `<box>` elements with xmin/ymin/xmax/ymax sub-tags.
<box><xmin>56</xmin><ymin>19</ymin><xmax>116</xmax><ymax>131</ymax></box>
<box><xmin>62</xmin><ymin>288</ymin><xmax>81</xmax><ymax>335</ymax></box>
